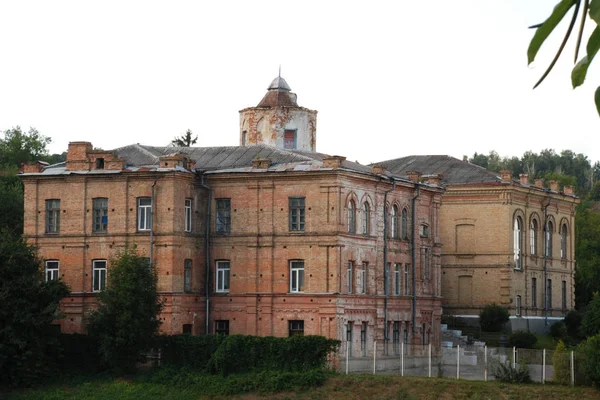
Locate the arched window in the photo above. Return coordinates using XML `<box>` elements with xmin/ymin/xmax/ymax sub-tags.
<box><xmin>530</xmin><ymin>219</ymin><xmax>538</xmax><ymax>256</ymax></box>
<box><xmin>401</xmin><ymin>208</ymin><xmax>408</xmax><ymax>239</ymax></box>
<box><xmin>348</xmin><ymin>200</ymin><xmax>356</xmax><ymax>234</ymax></box>
<box><xmin>362</xmin><ymin>202</ymin><xmax>370</xmax><ymax>236</ymax></box>
<box><xmin>561</xmin><ymin>224</ymin><xmax>568</xmax><ymax>259</ymax></box>
<box><xmin>391</xmin><ymin>205</ymin><xmax>399</xmax><ymax>239</ymax></box>
<box><xmin>546</xmin><ymin>221</ymin><xmax>553</xmax><ymax>258</ymax></box>
<box><xmin>514</xmin><ymin>216</ymin><xmax>523</xmax><ymax>270</ymax></box>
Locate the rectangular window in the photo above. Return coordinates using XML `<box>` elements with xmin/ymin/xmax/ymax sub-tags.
<box><xmin>404</xmin><ymin>328</ymin><xmax>409</xmax><ymax>345</ymax></box>
<box><xmin>393</xmin><ymin>321</ymin><xmax>400</xmax><ymax>355</ymax></box>
<box><xmin>284</xmin><ymin>129</ymin><xmax>297</xmax><ymax>149</ymax></box>
<box><xmin>182</xmin><ymin>324</ymin><xmax>192</xmax><ymax>334</ymax></box>
<box><xmin>361</xmin><ymin>322</ymin><xmax>367</xmax><ymax>357</ymax></box>
<box><xmin>346</xmin><ymin>322</ymin><xmax>353</xmax><ymax>356</ymax></box>
<box><xmin>421</xmin><ymin>248</ymin><xmax>430</xmax><ymax>280</ymax></box>
<box><xmin>45</xmin><ymin>199</ymin><xmax>60</xmax><ymax>233</ymax></box>
<box><xmin>347</xmin><ymin>261</ymin><xmax>353</xmax><ymax>294</ymax></box>
<box><xmin>184</xmin><ymin>198</ymin><xmax>192</xmax><ymax>232</ymax></box>
<box><xmin>394</xmin><ymin>263</ymin><xmax>401</xmax><ymax>295</ymax></box>
<box><xmin>404</xmin><ymin>264</ymin><xmax>410</xmax><ymax>295</ymax></box>
<box><xmin>532</xmin><ymin>277</ymin><xmax>537</xmax><ymax>308</ymax></box>
<box><xmin>137</xmin><ymin>197</ymin><xmax>152</xmax><ymax>231</ymax></box>
<box><xmin>419</xmin><ymin>224</ymin><xmax>429</xmax><ymax>238</ymax></box>
<box><xmin>361</xmin><ymin>262</ymin><xmax>367</xmax><ymax>294</ymax></box>
<box><xmin>45</xmin><ymin>260</ymin><xmax>59</xmax><ymax>281</ymax></box>
<box><xmin>215</xmin><ymin>320</ymin><xmax>229</xmax><ymax>335</ymax></box>
<box><xmin>184</xmin><ymin>259</ymin><xmax>192</xmax><ymax>292</ymax></box>
<box><xmin>289</xmin><ymin>197</ymin><xmax>305</xmax><ymax>231</ymax></box>
<box><xmin>516</xmin><ymin>295</ymin><xmax>521</xmax><ymax>317</ymax></box>
<box><xmin>216</xmin><ymin>199</ymin><xmax>231</xmax><ymax>234</ymax></box>
<box><xmin>92</xmin><ymin>198</ymin><xmax>108</xmax><ymax>233</ymax></box>
<box><xmin>289</xmin><ymin>320</ymin><xmax>304</xmax><ymax>336</ymax></box>
<box><xmin>547</xmin><ymin>279</ymin><xmax>552</xmax><ymax>309</ymax></box>
<box><xmin>290</xmin><ymin>260</ymin><xmax>305</xmax><ymax>292</ymax></box>
<box><xmin>216</xmin><ymin>261</ymin><xmax>230</xmax><ymax>293</ymax></box>
<box><xmin>241</xmin><ymin>131</ymin><xmax>247</xmax><ymax>146</ymax></box>
<box><xmin>562</xmin><ymin>280</ymin><xmax>567</xmax><ymax>309</ymax></box>
<box><xmin>92</xmin><ymin>260</ymin><xmax>107</xmax><ymax>292</ymax></box>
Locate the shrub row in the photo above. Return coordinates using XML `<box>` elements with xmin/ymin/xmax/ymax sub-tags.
<box><xmin>157</xmin><ymin>334</ymin><xmax>341</xmax><ymax>375</ymax></box>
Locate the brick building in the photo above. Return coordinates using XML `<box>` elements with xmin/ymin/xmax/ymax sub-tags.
<box><xmin>21</xmin><ymin>76</ymin><xmax>444</xmax><ymax>355</ymax></box>
<box><xmin>377</xmin><ymin>155</ymin><xmax>579</xmax><ymax>331</ymax></box>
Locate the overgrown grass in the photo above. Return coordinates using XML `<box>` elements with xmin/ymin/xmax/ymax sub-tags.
<box><xmin>534</xmin><ymin>334</ymin><xmax>558</xmax><ymax>350</ymax></box>
<box><xmin>6</xmin><ymin>371</ymin><xmax>600</xmax><ymax>400</ymax></box>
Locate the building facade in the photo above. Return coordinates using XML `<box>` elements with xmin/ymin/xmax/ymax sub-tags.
<box><xmin>21</xmin><ymin>77</ymin><xmax>444</xmax><ymax>355</ymax></box>
<box><xmin>378</xmin><ymin>156</ymin><xmax>579</xmax><ymax>331</ymax></box>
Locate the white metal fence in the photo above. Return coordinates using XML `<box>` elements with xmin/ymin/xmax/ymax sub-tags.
<box><xmin>338</xmin><ymin>342</ymin><xmax>584</xmax><ymax>385</ymax></box>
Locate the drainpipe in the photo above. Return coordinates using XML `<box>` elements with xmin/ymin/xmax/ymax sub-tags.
<box><xmin>150</xmin><ymin>181</ymin><xmax>157</xmax><ymax>266</ymax></box>
<box><xmin>383</xmin><ymin>178</ymin><xmax>396</xmax><ymax>351</ymax></box>
<box><xmin>543</xmin><ymin>194</ymin><xmax>551</xmax><ymax>328</ymax></box>
<box><xmin>200</xmin><ymin>174</ymin><xmax>212</xmax><ymax>334</ymax></box>
<box><xmin>411</xmin><ymin>183</ymin><xmax>421</xmax><ymax>335</ymax></box>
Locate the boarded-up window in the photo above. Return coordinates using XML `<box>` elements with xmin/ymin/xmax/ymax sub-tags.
<box><xmin>456</xmin><ymin>224</ymin><xmax>474</xmax><ymax>254</ymax></box>
<box><xmin>284</xmin><ymin>130</ymin><xmax>296</xmax><ymax>149</ymax></box>
<box><xmin>458</xmin><ymin>275</ymin><xmax>473</xmax><ymax>305</ymax></box>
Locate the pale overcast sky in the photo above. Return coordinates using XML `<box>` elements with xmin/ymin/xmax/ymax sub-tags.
<box><xmin>1</xmin><ymin>1</ymin><xmax>599</xmax><ymax>165</ymax></box>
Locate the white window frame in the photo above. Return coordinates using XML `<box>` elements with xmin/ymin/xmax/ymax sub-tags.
<box><xmin>216</xmin><ymin>261</ymin><xmax>230</xmax><ymax>293</ymax></box>
<box><xmin>347</xmin><ymin>261</ymin><xmax>353</xmax><ymax>294</ymax></box>
<box><xmin>394</xmin><ymin>263</ymin><xmax>401</xmax><ymax>295</ymax></box>
<box><xmin>137</xmin><ymin>197</ymin><xmax>152</xmax><ymax>231</ymax></box>
<box><xmin>290</xmin><ymin>260</ymin><xmax>305</xmax><ymax>293</ymax></box>
<box><xmin>516</xmin><ymin>295</ymin><xmax>521</xmax><ymax>317</ymax></box>
<box><xmin>361</xmin><ymin>262</ymin><xmax>367</xmax><ymax>294</ymax></box>
<box><xmin>184</xmin><ymin>198</ymin><xmax>192</xmax><ymax>232</ymax></box>
<box><xmin>513</xmin><ymin>216</ymin><xmax>523</xmax><ymax>270</ymax></box>
<box><xmin>545</xmin><ymin>221</ymin><xmax>553</xmax><ymax>258</ymax></box>
<box><xmin>560</xmin><ymin>224</ymin><xmax>568</xmax><ymax>260</ymax></box>
<box><xmin>404</xmin><ymin>264</ymin><xmax>410</xmax><ymax>295</ymax></box>
<box><xmin>530</xmin><ymin>219</ymin><xmax>537</xmax><ymax>256</ymax></box>
<box><xmin>45</xmin><ymin>260</ymin><xmax>59</xmax><ymax>281</ymax></box>
<box><xmin>92</xmin><ymin>260</ymin><xmax>107</xmax><ymax>292</ymax></box>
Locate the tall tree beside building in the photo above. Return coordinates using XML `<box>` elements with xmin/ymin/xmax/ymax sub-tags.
<box><xmin>0</xmin><ymin>229</ymin><xmax>69</xmax><ymax>387</ymax></box>
<box><xmin>171</xmin><ymin>129</ymin><xmax>197</xmax><ymax>147</ymax></box>
<box><xmin>86</xmin><ymin>247</ymin><xmax>164</xmax><ymax>372</ymax></box>
<box><xmin>0</xmin><ymin>126</ymin><xmax>51</xmax><ymax>169</ymax></box>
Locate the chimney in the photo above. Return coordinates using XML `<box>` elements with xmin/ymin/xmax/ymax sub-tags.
<box><xmin>500</xmin><ymin>170</ymin><xmax>512</xmax><ymax>183</ymax></box>
<box><xmin>549</xmin><ymin>180</ymin><xmax>559</xmax><ymax>192</ymax></box>
<box><xmin>563</xmin><ymin>185</ymin><xmax>574</xmax><ymax>195</ymax></box>
<box><xmin>407</xmin><ymin>171</ymin><xmax>422</xmax><ymax>183</ymax></box>
<box><xmin>322</xmin><ymin>156</ymin><xmax>346</xmax><ymax>169</ymax></box>
<box><xmin>21</xmin><ymin>161</ymin><xmax>48</xmax><ymax>173</ymax></box>
<box><xmin>535</xmin><ymin>178</ymin><xmax>544</xmax><ymax>188</ymax></box>
<box><xmin>252</xmin><ymin>157</ymin><xmax>271</xmax><ymax>169</ymax></box>
<box><xmin>427</xmin><ymin>174</ymin><xmax>443</xmax><ymax>186</ymax></box>
<box><xmin>371</xmin><ymin>164</ymin><xmax>385</xmax><ymax>175</ymax></box>
<box><xmin>519</xmin><ymin>173</ymin><xmax>529</xmax><ymax>185</ymax></box>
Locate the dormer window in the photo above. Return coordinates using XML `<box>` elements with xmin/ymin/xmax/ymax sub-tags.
<box><xmin>284</xmin><ymin>130</ymin><xmax>297</xmax><ymax>149</ymax></box>
<box><xmin>96</xmin><ymin>158</ymin><xmax>104</xmax><ymax>169</ymax></box>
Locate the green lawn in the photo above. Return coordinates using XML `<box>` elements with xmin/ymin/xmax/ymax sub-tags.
<box><xmin>6</xmin><ymin>373</ymin><xmax>599</xmax><ymax>400</ymax></box>
<box><xmin>534</xmin><ymin>334</ymin><xmax>558</xmax><ymax>350</ymax></box>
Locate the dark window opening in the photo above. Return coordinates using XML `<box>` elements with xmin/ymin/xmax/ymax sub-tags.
<box><xmin>289</xmin><ymin>197</ymin><xmax>305</xmax><ymax>231</ymax></box>
<box><xmin>216</xmin><ymin>199</ymin><xmax>231</xmax><ymax>234</ymax></box>
<box><xmin>215</xmin><ymin>320</ymin><xmax>229</xmax><ymax>335</ymax></box>
<box><xmin>182</xmin><ymin>324</ymin><xmax>192</xmax><ymax>334</ymax></box>
<box><xmin>96</xmin><ymin>158</ymin><xmax>105</xmax><ymax>169</ymax></box>
<box><xmin>289</xmin><ymin>320</ymin><xmax>304</xmax><ymax>336</ymax></box>
<box><xmin>284</xmin><ymin>129</ymin><xmax>296</xmax><ymax>149</ymax></box>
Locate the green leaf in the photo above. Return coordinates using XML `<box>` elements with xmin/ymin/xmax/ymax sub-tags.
<box><xmin>595</xmin><ymin>86</ymin><xmax>600</xmax><ymax>116</ymax></box>
<box><xmin>574</xmin><ymin>26</ymin><xmax>600</xmax><ymax>87</ymax></box>
<box><xmin>590</xmin><ymin>0</ymin><xmax>600</xmax><ymax>23</ymax></box>
<box><xmin>528</xmin><ymin>0</ymin><xmax>577</xmax><ymax>65</ymax></box>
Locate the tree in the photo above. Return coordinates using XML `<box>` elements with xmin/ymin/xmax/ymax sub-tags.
<box><xmin>528</xmin><ymin>0</ymin><xmax>600</xmax><ymax>115</ymax></box>
<box><xmin>582</xmin><ymin>293</ymin><xmax>600</xmax><ymax>337</ymax></box>
<box><xmin>574</xmin><ymin>200</ymin><xmax>600</xmax><ymax>309</ymax></box>
<box><xmin>0</xmin><ymin>174</ymin><xmax>24</xmax><ymax>234</ymax></box>
<box><xmin>171</xmin><ymin>129</ymin><xmax>198</xmax><ymax>147</ymax></box>
<box><xmin>86</xmin><ymin>247</ymin><xmax>164</xmax><ymax>372</ymax></box>
<box><xmin>0</xmin><ymin>126</ymin><xmax>51</xmax><ymax>169</ymax></box>
<box><xmin>553</xmin><ymin>339</ymin><xmax>570</xmax><ymax>385</ymax></box>
<box><xmin>0</xmin><ymin>229</ymin><xmax>69</xmax><ymax>387</ymax></box>
<box><xmin>479</xmin><ymin>303</ymin><xmax>509</xmax><ymax>332</ymax></box>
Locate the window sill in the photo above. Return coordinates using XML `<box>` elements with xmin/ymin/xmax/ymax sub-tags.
<box><xmin>44</xmin><ymin>232</ymin><xmax>60</xmax><ymax>235</ymax></box>
<box><xmin>92</xmin><ymin>231</ymin><xmax>108</xmax><ymax>235</ymax></box>
<box><xmin>513</xmin><ymin>267</ymin><xmax>523</xmax><ymax>272</ymax></box>
<box><xmin>215</xmin><ymin>291</ymin><xmax>230</xmax><ymax>295</ymax></box>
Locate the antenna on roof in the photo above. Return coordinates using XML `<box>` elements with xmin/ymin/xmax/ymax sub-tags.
<box><xmin>278</xmin><ymin>65</ymin><xmax>281</xmax><ymax>78</ymax></box>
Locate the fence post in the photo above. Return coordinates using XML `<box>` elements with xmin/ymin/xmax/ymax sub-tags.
<box><xmin>513</xmin><ymin>346</ymin><xmax>516</xmax><ymax>369</ymax></box>
<box><xmin>428</xmin><ymin>343</ymin><xmax>432</xmax><ymax>378</ymax></box>
<box><xmin>373</xmin><ymin>341</ymin><xmax>377</xmax><ymax>375</ymax></box>
<box><xmin>346</xmin><ymin>341</ymin><xmax>349</xmax><ymax>375</ymax></box>
<box><xmin>484</xmin><ymin>345</ymin><xmax>488</xmax><ymax>382</ymax></box>
<box><xmin>542</xmin><ymin>348</ymin><xmax>546</xmax><ymax>384</ymax></box>
<box><xmin>401</xmin><ymin>342</ymin><xmax>404</xmax><ymax>377</ymax></box>
<box><xmin>571</xmin><ymin>351</ymin><xmax>575</xmax><ymax>387</ymax></box>
<box><xmin>457</xmin><ymin>344</ymin><xmax>460</xmax><ymax>380</ymax></box>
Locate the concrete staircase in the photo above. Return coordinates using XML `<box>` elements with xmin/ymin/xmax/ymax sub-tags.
<box><xmin>441</xmin><ymin>324</ymin><xmax>485</xmax><ymax>348</ymax></box>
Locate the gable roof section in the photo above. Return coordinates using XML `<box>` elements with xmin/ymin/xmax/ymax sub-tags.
<box><xmin>376</xmin><ymin>155</ymin><xmax>499</xmax><ymax>185</ymax></box>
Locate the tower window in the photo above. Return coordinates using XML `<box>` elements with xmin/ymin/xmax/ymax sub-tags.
<box><xmin>95</xmin><ymin>158</ymin><xmax>104</xmax><ymax>169</ymax></box>
<box><xmin>284</xmin><ymin>130</ymin><xmax>297</xmax><ymax>149</ymax></box>
<box><xmin>242</xmin><ymin>130</ymin><xmax>247</xmax><ymax>146</ymax></box>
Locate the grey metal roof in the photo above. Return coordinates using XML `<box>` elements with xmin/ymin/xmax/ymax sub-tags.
<box><xmin>267</xmin><ymin>76</ymin><xmax>291</xmax><ymax>91</ymax></box>
<box><xmin>375</xmin><ymin>155</ymin><xmax>500</xmax><ymax>185</ymax></box>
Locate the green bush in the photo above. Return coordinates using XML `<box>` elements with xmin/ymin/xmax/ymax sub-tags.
<box><xmin>582</xmin><ymin>294</ymin><xmax>600</xmax><ymax>338</ymax></box>
<box><xmin>550</xmin><ymin>322</ymin><xmax>568</xmax><ymax>341</ymax></box>
<box><xmin>553</xmin><ymin>340</ymin><xmax>570</xmax><ymax>385</ymax></box>
<box><xmin>578</xmin><ymin>334</ymin><xmax>600</xmax><ymax>388</ymax></box>
<box><xmin>158</xmin><ymin>334</ymin><xmax>340</xmax><ymax>376</ymax></box>
<box><xmin>494</xmin><ymin>360</ymin><xmax>532</xmax><ymax>384</ymax></box>
<box><xmin>479</xmin><ymin>304</ymin><xmax>509</xmax><ymax>332</ymax></box>
<box><xmin>564</xmin><ymin>310</ymin><xmax>583</xmax><ymax>340</ymax></box>
<box><xmin>508</xmin><ymin>330</ymin><xmax>537</xmax><ymax>349</ymax></box>
<box><xmin>57</xmin><ymin>333</ymin><xmax>104</xmax><ymax>373</ymax></box>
